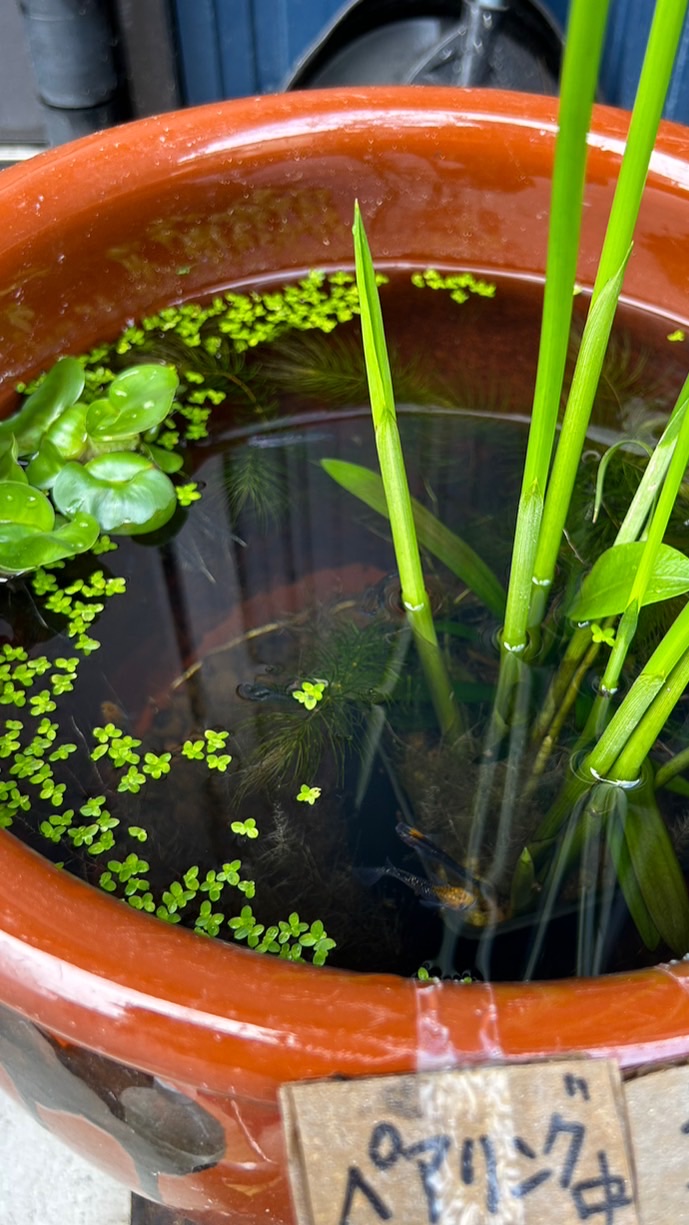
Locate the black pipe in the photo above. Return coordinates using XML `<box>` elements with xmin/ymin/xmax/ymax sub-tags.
<box><xmin>17</xmin><ymin>0</ymin><xmax>128</xmax><ymax>145</ymax></box>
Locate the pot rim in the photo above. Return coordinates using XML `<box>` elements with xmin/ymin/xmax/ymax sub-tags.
<box><xmin>3</xmin><ymin>86</ymin><xmax>689</xmax><ymax>1089</ymax></box>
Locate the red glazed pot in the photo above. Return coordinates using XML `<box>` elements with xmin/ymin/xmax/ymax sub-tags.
<box><xmin>2</xmin><ymin>88</ymin><xmax>689</xmax><ymax>1223</ymax></box>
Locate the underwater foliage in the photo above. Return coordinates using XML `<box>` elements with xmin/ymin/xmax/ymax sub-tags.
<box><xmin>329</xmin><ymin>0</ymin><xmax>689</xmax><ymax>981</ymax></box>
<box><xmin>1</xmin><ymin>268</ymin><xmax>501</xmax><ymax>972</ymax></box>
<box><xmin>8</xmin><ymin>10</ymin><xmax>689</xmax><ymax>991</ymax></box>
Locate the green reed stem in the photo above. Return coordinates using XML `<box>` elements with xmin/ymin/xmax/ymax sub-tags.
<box><xmin>320</xmin><ymin>458</ymin><xmax>506</xmax><ymax>618</ymax></box>
<box><xmin>531</xmin><ymin>633</ymin><xmax>601</xmax><ymax>779</ymax></box>
<box><xmin>655</xmin><ymin>745</ymin><xmax>689</xmax><ymax>792</ymax></box>
<box><xmin>584</xmin><ymin>600</ymin><xmax>689</xmax><ymax>781</ymax></box>
<box><xmin>596</xmin><ymin>373</ymin><xmax>689</xmax><ymax>698</ymax></box>
<box><xmin>353</xmin><ymin>202</ymin><xmax>461</xmax><ymax>739</ymax></box>
<box><xmin>529</xmin><ymin>0</ymin><xmax>689</xmax><ymax>621</ymax></box>
<box><xmin>608</xmin><ymin>648</ymin><xmax>689</xmax><ymax>783</ymax></box>
<box><xmin>530</xmin><ymin>625</ymin><xmax>594</xmax><ymax>744</ymax></box>
<box><xmin>467</xmin><ymin>648</ymin><xmax>526</xmax><ymax>889</ymax></box>
<box><xmin>615</xmin><ymin>396</ymin><xmax>689</xmax><ymax>546</ymax></box>
<box><xmin>523</xmin><ymin>801</ymin><xmax>588</xmax><ymax>980</ymax></box>
<box><xmin>542</xmin><ymin>390</ymin><xmax>689</xmax><ymax>756</ymax></box>
<box><xmin>501</xmin><ymin>0</ymin><xmax>610</xmax><ymax>652</ymax></box>
<box><xmin>533</xmin><ymin>604</ymin><xmax>689</xmax><ymax>849</ymax></box>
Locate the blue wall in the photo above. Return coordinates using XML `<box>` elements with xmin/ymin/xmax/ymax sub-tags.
<box><xmin>172</xmin><ymin>0</ymin><xmax>689</xmax><ymax>126</ymax></box>
<box><xmin>172</xmin><ymin>0</ymin><xmax>343</xmax><ymax>103</ymax></box>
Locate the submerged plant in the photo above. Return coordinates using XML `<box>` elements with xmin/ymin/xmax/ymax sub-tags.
<box><xmin>5</xmin><ymin>0</ymin><xmax>689</xmax><ymax>986</ymax></box>
<box><xmin>327</xmin><ymin>0</ymin><xmax>689</xmax><ymax>977</ymax></box>
<box><xmin>0</xmin><ymin>360</ymin><xmax>338</xmax><ymax>963</ymax></box>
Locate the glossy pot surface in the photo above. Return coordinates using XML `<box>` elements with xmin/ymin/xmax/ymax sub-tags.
<box><xmin>2</xmin><ymin>88</ymin><xmax>689</xmax><ymax>1222</ymax></box>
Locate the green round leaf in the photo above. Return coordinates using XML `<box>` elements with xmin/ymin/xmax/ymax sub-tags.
<box><xmin>87</xmin><ymin>452</ymin><xmax>158</xmax><ymax>482</ymax></box>
<box><xmin>0</xmin><ymin>357</ymin><xmax>84</xmax><ymax>455</ymax></box>
<box><xmin>25</xmin><ymin>438</ymin><xmax>67</xmax><ymax>490</ymax></box>
<box><xmin>0</xmin><ymin>439</ymin><xmax>28</xmax><ymax>484</ymax></box>
<box><xmin>52</xmin><ymin>452</ymin><xmax>177</xmax><ymax>535</ymax></box>
<box><xmin>43</xmin><ymin>400</ymin><xmax>89</xmax><ymax>460</ymax></box>
<box><xmin>142</xmin><ymin>442</ymin><xmax>184</xmax><ymax>474</ymax></box>
<box><xmin>0</xmin><ymin>511</ymin><xmax>99</xmax><ymax>576</ymax></box>
<box><xmin>86</xmin><ymin>364</ymin><xmax>178</xmax><ymax>443</ymax></box>
<box><xmin>83</xmin><ymin>396</ymin><xmax>116</xmax><ymax>442</ymax></box>
<box><xmin>0</xmin><ymin>480</ymin><xmax>54</xmax><ymax>531</ymax></box>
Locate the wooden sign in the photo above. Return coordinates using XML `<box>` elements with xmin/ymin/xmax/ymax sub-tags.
<box><xmin>625</xmin><ymin>1065</ymin><xmax>689</xmax><ymax>1225</ymax></box>
<box><xmin>280</xmin><ymin>1059</ymin><xmax>638</xmax><ymax>1225</ymax></box>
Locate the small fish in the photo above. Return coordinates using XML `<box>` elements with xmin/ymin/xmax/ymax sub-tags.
<box><xmin>235</xmin><ymin>681</ymin><xmax>293</xmax><ymax>706</ymax></box>
<box><xmin>395</xmin><ymin>822</ymin><xmax>502</xmax><ymax>926</ymax></box>
<box><xmin>358</xmin><ymin>822</ymin><xmax>502</xmax><ymax>926</ymax></box>
<box><xmin>247</xmin><ymin>430</ymin><xmax>331</xmax><ymax>450</ymax></box>
<box><xmin>360</xmin><ymin>861</ymin><xmax>483</xmax><ymax>913</ymax></box>
<box><xmin>395</xmin><ymin>823</ymin><xmax>480</xmax><ymax>885</ymax></box>
<box><xmin>99</xmin><ymin>700</ymin><xmax>128</xmax><ymax>728</ymax></box>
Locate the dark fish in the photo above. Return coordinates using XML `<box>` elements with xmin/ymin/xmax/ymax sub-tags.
<box><xmin>236</xmin><ymin>681</ymin><xmax>293</xmax><ymax>706</ymax></box>
<box><xmin>247</xmin><ymin>430</ymin><xmax>331</xmax><ymax>449</ymax></box>
<box><xmin>358</xmin><ymin>573</ymin><xmax>404</xmax><ymax>619</ymax></box>
<box><xmin>359</xmin><ymin>821</ymin><xmax>503</xmax><ymax>924</ymax></box>
<box><xmin>395</xmin><ymin>823</ymin><xmax>485</xmax><ymax>887</ymax></box>
<box><xmin>360</xmin><ymin>861</ymin><xmax>483</xmax><ymax>913</ymax></box>
<box><xmin>395</xmin><ymin>822</ymin><xmax>502</xmax><ymax>926</ymax></box>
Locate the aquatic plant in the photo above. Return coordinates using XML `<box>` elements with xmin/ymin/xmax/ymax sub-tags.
<box><xmin>5</xmin><ymin>1</ymin><xmax>689</xmax><ymax>985</ymax></box>
<box><xmin>331</xmin><ymin>0</ymin><xmax>689</xmax><ymax>976</ymax></box>
<box><xmin>0</xmin><ymin>358</ymin><xmax>186</xmax><ymax>575</ymax></box>
<box><xmin>0</xmin><ymin>495</ymin><xmax>336</xmax><ymax>963</ymax></box>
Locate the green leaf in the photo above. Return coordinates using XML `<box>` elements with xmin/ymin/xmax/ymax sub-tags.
<box><xmin>0</xmin><ymin>481</ymin><xmax>54</xmax><ymax>531</ymax></box>
<box><xmin>0</xmin><ymin>439</ymin><xmax>28</xmax><ymax>484</ymax></box>
<box><xmin>0</xmin><ymin>357</ymin><xmax>84</xmax><ymax>455</ymax></box>
<box><xmin>614</xmin><ymin>789</ymin><xmax>689</xmax><ymax>955</ymax></box>
<box><xmin>86</xmin><ymin>364</ymin><xmax>178</xmax><ymax>443</ymax></box>
<box><xmin>352</xmin><ymin>203</ymin><xmax>424</xmax><ymax>606</ymax></box>
<box><xmin>141</xmin><ymin>442</ymin><xmax>184</xmax><ymax>474</ymax></box>
<box><xmin>321</xmin><ymin>458</ymin><xmax>506</xmax><ymax>619</ymax></box>
<box><xmin>593</xmin><ymin>438</ymin><xmax>652</xmax><ymax>525</ymax></box>
<box><xmin>42</xmin><ymin>400</ymin><xmax>89</xmax><ymax>461</ymax></box>
<box><xmin>0</xmin><ymin>512</ymin><xmax>99</xmax><ymax>577</ymax></box>
<box><xmin>25</xmin><ymin>438</ymin><xmax>68</xmax><ymax>490</ymax></box>
<box><xmin>569</xmin><ymin>541</ymin><xmax>689</xmax><ymax>621</ymax></box>
<box><xmin>605</xmin><ymin>799</ymin><xmax>660</xmax><ymax>951</ymax></box>
<box><xmin>352</xmin><ymin>203</ymin><xmax>461</xmax><ymax>739</ymax></box>
<box><xmin>52</xmin><ymin>452</ymin><xmax>177</xmax><ymax>535</ymax></box>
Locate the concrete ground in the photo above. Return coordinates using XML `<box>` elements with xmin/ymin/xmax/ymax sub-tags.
<box><xmin>0</xmin><ymin>1087</ymin><xmax>131</xmax><ymax>1225</ymax></box>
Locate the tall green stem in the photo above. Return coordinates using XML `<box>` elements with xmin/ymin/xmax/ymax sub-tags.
<box><xmin>585</xmin><ymin>601</ymin><xmax>689</xmax><ymax>780</ymax></box>
<box><xmin>501</xmin><ymin>0</ymin><xmax>611</xmax><ymax>651</ymax></box>
<box><xmin>596</xmin><ymin>373</ymin><xmax>689</xmax><ymax>699</ymax></box>
<box><xmin>353</xmin><ymin>203</ymin><xmax>461</xmax><ymax>739</ymax></box>
<box><xmin>529</xmin><ymin>0</ymin><xmax>689</xmax><ymax>617</ymax></box>
<box><xmin>609</xmin><ymin>649</ymin><xmax>689</xmax><ymax>783</ymax></box>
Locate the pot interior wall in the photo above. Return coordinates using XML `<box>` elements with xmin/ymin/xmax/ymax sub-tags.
<box><xmin>2</xmin><ymin>90</ymin><xmax>689</xmax><ymax>401</ymax></box>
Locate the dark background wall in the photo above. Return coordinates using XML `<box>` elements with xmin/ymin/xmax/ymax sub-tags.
<box><xmin>2</xmin><ymin>0</ymin><xmax>689</xmax><ymax>158</ymax></box>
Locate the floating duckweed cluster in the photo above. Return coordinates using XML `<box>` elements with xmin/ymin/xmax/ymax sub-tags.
<box><xmin>410</xmin><ymin>268</ymin><xmax>496</xmax><ymax>304</ymax></box>
<box><xmin>0</xmin><ymin>559</ymin><xmax>336</xmax><ymax>964</ymax></box>
<box><xmin>45</xmin><ymin>272</ymin><xmax>388</xmax><ymax>450</ymax></box>
<box><xmin>32</xmin><ymin>567</ymin><xmax>126</xmax><ymax>653</ymax></box>
<box><xmin>1</xmin><ymin>265</ymin><xmax>502</xmax><ymax>972</ymax></box>
<box><xmin>113</xmin><ymin>270</ymin><xmax>380</xmax><ymax>358</ymax></box>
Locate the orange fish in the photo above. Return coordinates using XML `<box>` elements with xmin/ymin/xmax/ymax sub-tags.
<box><xmin>378</xmin><ymin>822</ymin><xmax>501</xmax><ymax>926</ymax></box>
<box><xmin>362</xmin><ymin>861</ymin><xmax>482</xmax><ymax>913</ymax></box>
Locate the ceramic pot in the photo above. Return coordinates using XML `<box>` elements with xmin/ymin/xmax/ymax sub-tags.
<box><xmin>2</xmin><ymin>88</ymin><xmax>689</xmax><ymax>1224</ymax></box>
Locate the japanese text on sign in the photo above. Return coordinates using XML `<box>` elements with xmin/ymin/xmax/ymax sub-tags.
<box><xmin>280</xmin><ymin>1061</ymin><xmax>638</xmax><ymax>1225</ymax></box>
